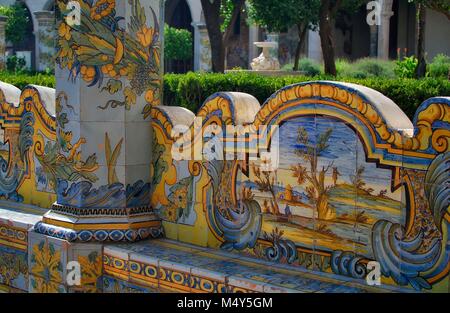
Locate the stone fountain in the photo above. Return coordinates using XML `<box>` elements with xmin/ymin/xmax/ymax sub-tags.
<box><xmin>225</xmin><ymin>33</ymin><xmax>304</xmax><ymax>76</ymax></box>
<box><xmin>250</xmin><ymin>41</ymin><xmax>281</xmax><ymax>71</ymax></box>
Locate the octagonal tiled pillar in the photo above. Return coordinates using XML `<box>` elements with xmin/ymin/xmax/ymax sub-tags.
<box><xmin>35</xmin><ymin>0</ymin><xmax>164</xmax><ymax>242</ymax></box>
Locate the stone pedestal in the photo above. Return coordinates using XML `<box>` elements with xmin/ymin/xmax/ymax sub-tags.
<box><xmin>251</xmin><ymin>41</ymin><xmax>280</xmax><ymax>71</ymax></box>
<box><xmin>36</xmin><ymin>0</ymin><xmax>164</xmax><ymax>242</ymax></box>
<box><xmin>34</xmin><ymin>11</ymin><xmax>55</xmax><ymax>72</ymax></box>
<box><xmin>0</xmin><ymin>16</ymin><xmax>7</xmax><ymax>71</ymax></box>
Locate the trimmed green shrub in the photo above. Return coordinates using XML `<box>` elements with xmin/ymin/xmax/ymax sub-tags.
<box><xmin>338</xmin><ymin>58</ymin><xmax>396</xmax><ymax>79</ymax></box>
<box><xmin>163</xmin><ymin>72</ymin><xmax>450</xmax><ymax>120</ymax></box>
<box><xmin>0</xmin><ymin>71</ymin><xmax>448</xmax><ymax>121</ymax></box>
<box><xmin>0</xmin><ymin>72</ymin><xmax>55</xmax><ymax>89</ymax></box>
<box><xmin>429</xmin><ymin>54</ymin><xmax>450</xmax><ymax>78</ymax></box>
<box><xmin>164</xmin><ymin>24</ymin><xmax>193</xmax><ymax>62</ymax></box>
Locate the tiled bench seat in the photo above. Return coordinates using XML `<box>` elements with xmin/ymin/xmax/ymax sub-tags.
<box><xmin>0</xmin><ymin>205</ymin><xmax>415</xmax><ymax>293</ymax></box>
<box><xmin>103</xmin><ymin>239</ymin><xmax>413</xmax><ymax>293</ymax></box>
<box><xmin>0</xmin><ymin>203</ymin><xmax>45</xmax><ymax>292</ymax></box>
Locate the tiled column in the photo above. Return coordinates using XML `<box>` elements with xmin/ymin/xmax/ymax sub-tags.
<box><xmin>0</xmin><ymin>16</ymin><xmax>7</xmax><ymax>70</ymax></box>
<box><xmin>34</xmin><ymin>11</ymin><xmax>55</xmax><ymax>72</ymax></box>
<box><xmin>36</xmin><ymin>0</ymin><xmax>164</xmax><ymax>242</ymax></box>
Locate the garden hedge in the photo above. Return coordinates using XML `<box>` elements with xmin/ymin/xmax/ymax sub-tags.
<box><xmin>0</xmin><ymin>71</ymin><xmax>448</xmax><ymax>120</ymax></box>
<box><xmin>0</xmin><ymin>72</ymin><xmax>55</xmax><ymax>90</ymax></box>
<box><xmin>164</xmin><ymin>72</ymin><xmax>450</xmax><ymax>120</ymax></box>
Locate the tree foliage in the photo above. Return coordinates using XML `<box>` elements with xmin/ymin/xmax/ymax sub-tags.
<box><xmin>248</xmin><ymin>0</ymin><xmax>320</xmax><ymax>33</ymax></box>
<box><xmin>0</xmin><ymin>3</ymin><xmax>30</xmax><ymax>45</ymax></box>
<box><xmin>409</xmin><ymin>0</ymin><xmax>450</xmax><ymax>19</ymax></box>
<box><xmin>164</xmin><ymin>24</ymin><xmax>193</xmax><ymax>61</ymax></box>
<box><xmin>220</xmin><ymin>0</ymin><xmax>240</xmax><ymax>32</ymax></box>
<box><xmin>319</xmin><ymin>0</ymin><xmax>367</xmax><ymax>76</ymax></box>
<box><xmin>248</xmin><ymin>0</ymin><xmax>320</xmax><ymax>71</ymax></box>
<box><xmin>407</xmin><ymin>0</ymin><xmax>450</xmax><ymax>78</ymax></box>
<box><xmin>200</xmin><ymin>0</ymin><xmax>245</xmax><ymax>72</ymax></box>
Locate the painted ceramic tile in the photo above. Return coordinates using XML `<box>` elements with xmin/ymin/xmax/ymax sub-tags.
<box><xmin>0</xmin><ymin>245</ymin><xmax>28</xmax><ymax>291</ymax></box>
<box><xmin>128</xmin><ymin>253</ymin><xmax>159</xmax><ymax>290</ymax></box>
<box><xmin>29</xmin><ymin>275</ymin><xmax>66</xmax><ymax>293</ymax></box>
<box><xmin>68</xmin><ymin>243</ymin><xmax>103</xmax><ymax>293</ymax></box>
<box><xmin>190</xmin><ymin>266</ymin><xmax>228</xmax><ymax>293</ymax></box>
<box><xmin>103</xmin><ymin>245</ymin><xmax>130</xmax><ymax>283</ymax></box>
<box><xmin>28</xmin><ymin>231</ymin><xmax>68</xmax><ymax>293</ymax></box>
<box><xmin>102</xmin><ymin>275</ymin><xmax>151</xmax><ymax>293</ymax></box>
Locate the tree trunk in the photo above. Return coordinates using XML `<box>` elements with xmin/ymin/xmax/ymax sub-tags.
<box><xmin>201</xmin><ymin>0</ymin><xmax>244</xmax><ymax>73</ymax></box>
<box><xmin>201</xmin><ymin>0</ymin><xmax>225</xmax><ymax>73</ymax></box>
<box><xmin>293</xmin><ymin>24</ymin><xmax>308</xmax><ymax>71</ymax></box>
<box><xmin>416</xmin><ymin>3</ymin><xmax>427</xmax><ymax>78</ymax></box>
<box><xmin>319</xmin><ymin>0</ymin><xmax>339</xmax><ymax>76</ymax></box>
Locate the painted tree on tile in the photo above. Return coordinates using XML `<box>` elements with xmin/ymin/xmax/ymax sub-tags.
<box><xmin>291</xmin><ymin>127</ymin><xmax>336</xmax><ymax>220</ymax></box>
<box><xmin>252</xmin><ymin>163</ymin><xmax>280</xmax><ymax>215</ymax></box>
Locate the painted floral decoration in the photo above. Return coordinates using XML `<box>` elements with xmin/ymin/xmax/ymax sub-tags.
<box><xmin>56</xmin><ymin>0</ymin><xmax>161</xmax><ymax>116</ymax></box>
<box><xmin>77</xmin><ymin>252</ymin><xmax>102</xmax><ymax>292</ymax></box>
<box><xmin>30</xmin><ymin>241</ymin><xmax>63</xmax><ymax>293</ymax></box>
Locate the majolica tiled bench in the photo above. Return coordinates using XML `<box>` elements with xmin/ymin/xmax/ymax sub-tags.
<box><xmin>1</xmin><ymin>206</ymin><xmax>412</xmax><ymax>293</ymax></box>
<box><xmin>103</xmin><ymin>239</ymin><xmax>413</xmax><ymax>293</ymax></box>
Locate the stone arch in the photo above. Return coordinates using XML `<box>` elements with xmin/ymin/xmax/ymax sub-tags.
<box><xmin>10</xmin><ymin>0</ymin><xmax>36</xmax><ymax>69</ymax></box>
<box><xmin>165</xmin><ymin>0</ymin><xmax>195</xmax><ymax>73</ymax></box>
<box><xmin>185</xmin><ymin>0</ymin><xmax>203</xmax><ymax>23</ymax></box>
<box><xmin>43</xmin><ymin>0</ymin><xmax>55</xmax><ymax>11</ymax></box>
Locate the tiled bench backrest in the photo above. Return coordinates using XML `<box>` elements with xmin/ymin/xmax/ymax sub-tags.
<box><xmin>150</xmin><ymin>82</ymin><xmax>449</xmax><ymax>292</ymax></box>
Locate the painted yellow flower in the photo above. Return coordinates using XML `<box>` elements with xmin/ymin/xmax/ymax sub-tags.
<box><xmin>124</xmin><ymin>87</ymin><xmax>137</xmax><ymax>108</ymax></box>
<box><xmin>164</xmin><ymin>204</ymin><xmax>178</xmax><ymax>223</ymax></box>
<box><xmin>59</xmin><ymin>129</ymin><xmax>73</xmax><ymax>152</ymax></box>
<box><xmin>58</xmin><ymin>23</ymin><xmax>71</xmax><ymax>41</ymax></box>
<box><xmin>91</xmin><ymin>0</ymin><xmax>115</xmax><ymax>21</ymax></box>
<box><xmin>58</xmin><ymin>39</ymin><xmax>73</xmax><ymax>59</ymax></box>
<box><xmin>137</xmin><ymin>26</ymin><xmax>155</xmax><ymax>48</ymax></box>
<box><xmin>172</xmin><ymin>187</ymin><xmax>188</xmax><ymax>209</ymax></box>
<box><xmin>30</xmin><ymin>241</ymin><xmax>63</xmax><ymax>293</ymax></box>
<box><xmin>145</xmin><ymin>89</ymin><xmax>155</xmax><ymax>103</ymax></box>
<box><xmin>77</xmin><ymin>252</ymin><xmax>102</xmax><ymax>293</ymax></box>
<box><xmin>153</xmin><ymin>49</ymin><xmax>161</xmax><ymax>67</ymax></box>
<box><xmin>31</xmin><ymin>276</ymin><xmax>64</xmax><ymax>293</ymax></box>
<box><xmin>0</xmin><ymin>254</ymin><xmax>23</xmax><ymax>286</ymax></box>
